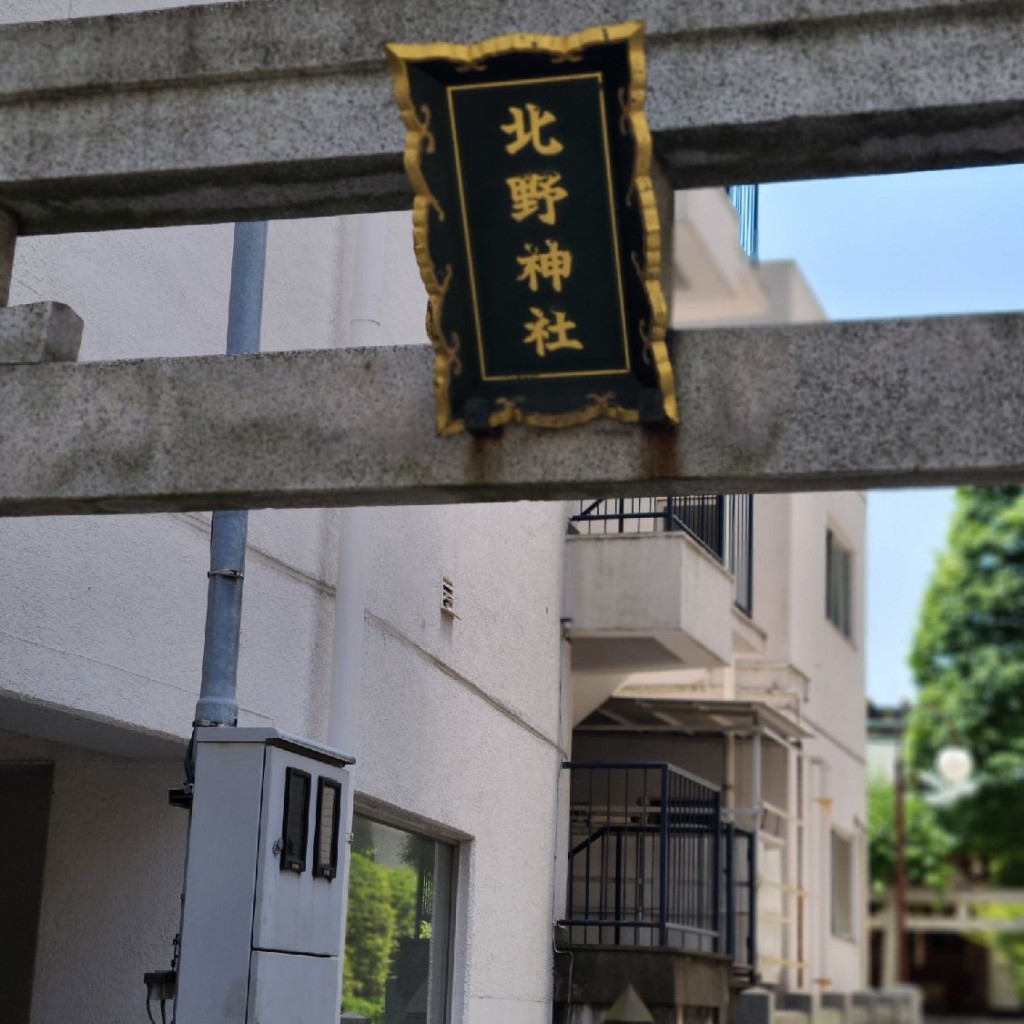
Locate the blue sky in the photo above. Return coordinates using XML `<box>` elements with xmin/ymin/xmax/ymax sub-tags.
<box><xmin>757</xmin><ymin>165</ymin><xmax>1024</xmax><ymax>704</ymax></box>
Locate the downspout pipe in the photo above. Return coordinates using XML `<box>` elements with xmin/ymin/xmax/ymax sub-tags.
<box><xmin>328</xmin><ymin>214</ymin><xmax>384</xmax><ymax>978</ymax></box>
<box><xmin>193</xmin><ymin>221</ymin><xmax>268</xmax><ymax>729</ymax></box>
<box><xmin>326</xmin><ymin>213</ymin><xmax>386</xmax><ymax>756</ymax></box>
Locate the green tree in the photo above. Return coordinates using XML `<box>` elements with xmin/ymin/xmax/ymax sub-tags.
<box><xmin>908</xmin><ymin>487</ymin><xmax>1024</xmax><ymax>884</ymax></box>
<box><xmin>972</xmin><ymin>904</ymin><xmax>1024</xmax><ymax>999</ymax></box>
<box><xmin>343</xmin><ymin>850</ymin><xmax>396</xmax><ymax>1019</ymax></box>
<box><xmin>387</xmin><ymin>863</ymin><xmax>419</xmax><ymax>940</ymax></box>
<box><xmin>866</xmin><ymin>773</ymin><xmax>955</xmax><ymax>893</ymax></box>
<box><xmin>341</xmin><ymin>851</ymin><xmax>425</xmax><ymax>1023</ymax></box>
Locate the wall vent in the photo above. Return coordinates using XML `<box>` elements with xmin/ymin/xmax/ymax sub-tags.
<box><xmin>441</xmin><ymin>576</ymin><xmax>458</xmax><ymax>618</ymax></box>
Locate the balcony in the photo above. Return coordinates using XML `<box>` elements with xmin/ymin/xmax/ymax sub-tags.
<box><xmin>564</xmin><ymin>497</ymin><xmax>757</xmax><ymax>691</ymax></box>
<box><xmin>561</xmin><ymin>761</ymin><xmax>756</xmax><ymax>975</ymax></box>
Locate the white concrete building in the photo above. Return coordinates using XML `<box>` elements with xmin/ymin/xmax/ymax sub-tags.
<box><xmin>0</xmin><ymin>5</ymin><xmax>867</xmax><ymax>1023</ymax></box>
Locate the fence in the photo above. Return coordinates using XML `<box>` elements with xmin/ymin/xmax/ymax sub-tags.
<box><xmin>563</xmin><ymin>761</ymin><xmax>723</xmax><ymax>952</ymax></box>
<box><xmin>723</xmin><ymin>822</ymin><xmax>758</xmax><ymax>976</ymax></box>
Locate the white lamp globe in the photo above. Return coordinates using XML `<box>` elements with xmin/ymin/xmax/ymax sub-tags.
<box><xmin>936</xmin><ymin>746</ymin><xmax>974</xmax><ymax>785</ymax></box>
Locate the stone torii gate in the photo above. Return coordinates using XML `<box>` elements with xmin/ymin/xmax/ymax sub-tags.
<box><xmin>1</xmin><ymin>0</ymin><xmax>1023</xmax><ymax>517</ymax></box>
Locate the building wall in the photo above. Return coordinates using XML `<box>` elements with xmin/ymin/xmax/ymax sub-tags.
<box><xmin>0</xmin><ymin>731</ymin><xmax>186</xmax><ymax>1024</ymax></box>
<box><xmin>754</xmin><ymin>491</ymin><xmax>868</xmax><ymax>990</ymax></box>
<box><xmin>358</xmin><ymin>500</ymin><xmax>567</xmax><ymax>1023</ymax></box>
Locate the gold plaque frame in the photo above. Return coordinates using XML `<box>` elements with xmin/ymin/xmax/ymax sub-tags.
<box><xmin>387</xmin><ymin>23</ymin><xmax>677</xmax><ymax>435</ymax></box>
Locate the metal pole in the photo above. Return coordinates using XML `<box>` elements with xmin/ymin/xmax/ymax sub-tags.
<box><xmin>749</xmin><ymin>830</ymin><xmax>758</xmax><ymax>971</ymax></box>
<box><xmin>752</xmin><ymin>729</ymin><xmax>763</xmax><ymax>825</ymax></box>
<box><xmin>659</xmin><ymin>765</ymin><xmax>669</xmax><ymax>946</ymax></box>
<box><xmin>0</xmin><ymin>209</ymin><xmax>16</xmax><ymax>307</ymax></box>
<box><xmin>725</xmin><ymin>823</ymin><xmax>736</xmax><ymax>960</ymax></box>
<box><xmin>894</xmin><ymin>755</ymin><xmax>910</xmax><ymax>983</ymax></box>
<box><xmin>193</xmin><ymin>221</ymin><xmax>268</xmax><ymax>729</ymax></box>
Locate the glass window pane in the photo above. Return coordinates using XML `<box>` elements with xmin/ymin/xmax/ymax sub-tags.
<box><xmin>826</xmin><ymin>528</ymin><xmax>853</xmax><ymax>639</ymax></box>
<box><xmin>830</xmin><ymin>829</ymin><xmax>854</xmax><ymax>938</ymax></box>
<box><xmin>342</xmin><ymin>814</ymin><xmax>454</xmax><ymax>1024</ymax></box>
<box><xmin>315</xmin><ymin>779</ymin><xmax>341</xmax><ymax>879</ymax></box>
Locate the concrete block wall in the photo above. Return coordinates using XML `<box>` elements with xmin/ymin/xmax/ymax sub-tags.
<box><xmin>733</xmin><ymin>986</ymin><xmax>922</xmax><ymax>1024</ymax></box>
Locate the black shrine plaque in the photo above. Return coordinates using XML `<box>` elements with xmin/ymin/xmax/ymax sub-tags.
<box><xmin>387</xmin><ymin>23</ymin><xmax>677</xmax><ymax>435</ymax></box>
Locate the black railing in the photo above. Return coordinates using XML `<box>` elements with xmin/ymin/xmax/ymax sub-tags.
<box><xmin>562</xmin><ymin>762</ymin><xmax>758</xmax><ymax>971</ymax></box>
<box><xmin>563</xmin><ymin>762</ymin><xmax>722</xmax><ymax>951</ymax></box>
<box><xmin>569</xmin><ymin>495</ymin><xmax>754</xmax><ymax>615</ymax></box>
<box><xmin>732</xmin><ymin>493</ymin><xmax>754</xmax><ymax>616</ymax></box>
<box><xmin>723</xmin><ymin>822</ymin><xmax>758</xmax><ymax>977</ymax></box>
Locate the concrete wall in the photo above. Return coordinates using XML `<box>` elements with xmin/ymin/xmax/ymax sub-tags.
<box><xmin>358</xmin><ymin>500</ymin><xmax>567</xmax><ymax>1023</ymax></box>
<box><xmin>0</xmin><ymin>731</ymin><xmax>186</xmax><ymax>1024</ymax></box>
<box><xmin>565</xmin><ymin>531</ymin><xmax>737</xmax><ymax>665</ymax></box>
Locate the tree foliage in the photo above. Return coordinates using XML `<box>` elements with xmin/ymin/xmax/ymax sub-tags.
<box><xmin>907</xmin><ymin>487</ymin><xmax>1024</xmax><ymax>884</ymax></box>
<box><xmin>867</xmin><ymin>774</ymin><xmax>955</xmax><ymax>893</ymax></box>
<box><xmin>341</xmin><ymin>849</ymin><xmax>420</xmax><ymax>1024</ymax></box>
<box><xmin>972</xmin><ymin>904</ymin><xmax>1024</xmax><ymax>999</ymax></box>
<box><xmin>343</xmin><ymin>850</ymin><xmax>397</xmax><ymax>1007</ymax></box>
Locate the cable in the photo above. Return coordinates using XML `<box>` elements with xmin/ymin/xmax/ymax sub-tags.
<box><xmin>160</xmin><ymin>999</ymin><xmax>168</xmax><ymax>1024</ymax></box>
<box><xmin>145</xmin><ymin>994</ymin><xmax>157</xmax><ymax>1024</ymax></box>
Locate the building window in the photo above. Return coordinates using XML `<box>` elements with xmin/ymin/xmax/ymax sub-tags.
<box><xmin>343</xmin><ymin>814</ymin><xmax>455</xmax><ymax>1023</ymax></box>
<box><xmin>825</xmin><ymin>528</ymin><xmax>853</xmax><ymax>638</ymax></box>
<box><xmin>830</xmin><ymin>829</ymin><xmax>855</xmax><ymax>940</ymax></box>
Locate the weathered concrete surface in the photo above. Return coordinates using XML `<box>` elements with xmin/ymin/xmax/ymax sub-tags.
<box><xmin>0</xmin><ymin>0</ymin><xmax>1021</xmax><ymax>233</ymax></box>
<box><xmin>553</xmin><ymin>946</ymin><xmax>730</xmax><ymax>1017</ymax></box>
<box><xmin>0</xmin><ymin>302</ymin><xmax>83</xmax><ymax>364</ymax></box>
<box><xmin>0</xmin><ymin>209</ymin><xmax>14</xmax><ymax>305</ymax></box>
<box><xmin>1</xmin><ymin>314</ymin><xmax>1023</xmax><ymax>516</ymax></box>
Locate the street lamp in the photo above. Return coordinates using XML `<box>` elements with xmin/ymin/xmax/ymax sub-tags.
<box><xmin>936</xmin><ymin>746</ymin><xmax>974</xmax><ymax>787</ymax></box>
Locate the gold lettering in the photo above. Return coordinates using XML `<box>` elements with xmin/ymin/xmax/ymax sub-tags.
<box><xmin>523</xmin><ymin>307</ymin><xmax>583</xmax><ymax>358</ymax></box>
<box><xmin>516</xmin><ymin>240</ymin><xmax>573</xmax><ymax>293</ymax></box>
<box><xmin>506</xmin><ymin>172</ymin><xmax>569</xmax><ymax>225</ymax></box>
<box><xmin>500</xmin><ymin>103</ymin><xmax>564</xmax><ymax>156</ymax></box>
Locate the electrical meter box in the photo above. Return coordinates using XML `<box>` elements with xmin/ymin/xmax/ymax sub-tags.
<box><xmin>175</xmin><ymin>727</ymin><xmax>354</xmax><ymax>1024</ymax></box>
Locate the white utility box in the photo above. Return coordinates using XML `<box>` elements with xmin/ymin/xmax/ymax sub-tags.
<box><xmin>175</xmin><ymin>728</ymin><xmax>354</xmax><ymax>1024</ymax></box>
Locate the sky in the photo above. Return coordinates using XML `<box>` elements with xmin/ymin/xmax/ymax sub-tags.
<box><xmin>756</xmin><ymin>165</ymin><xmax>1024</xmax><ymax>705</ymax></box>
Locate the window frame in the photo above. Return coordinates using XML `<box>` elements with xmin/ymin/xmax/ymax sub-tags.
<box><xmin>344</xmin><ymin>809</ymin><xmax>459</xmax><ymax>1024</ymax></box>
<box><xmin>829</xmin><ymin>827</ymin><xmax>856</xmax><ymax>941</ymax></box>
<box><xmin>825</xmin><ymin>526</ymin><xmax>854</xmax><ymax>641</ymax></box>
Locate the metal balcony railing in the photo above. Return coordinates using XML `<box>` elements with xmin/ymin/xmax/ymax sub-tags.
<box><xmin>723</xmin><ymin>820</ymin><xmax>758</xmax><ymax>977</ymax></box>
<box><xmin>561</xmin><ymin>761</ymin><xmax>758</xmax><ymax>974</ymax></box>
<box><xmin>727</xmin><ymin>184</ymin><xmax>759</xmax><ymax>262</ymax></box>
<box><xmin>569</xmin><ymin>495</ymin><xmax>754</xmax><ymax>615</ymax></box>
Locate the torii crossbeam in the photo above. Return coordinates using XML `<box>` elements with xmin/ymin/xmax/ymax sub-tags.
<box><xmin>1</xmin><ymin>0</ymin><xmax>1022</xmax><ymax>515</ymax></box>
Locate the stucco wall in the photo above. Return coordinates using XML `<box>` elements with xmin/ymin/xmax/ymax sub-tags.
<box><xmin>0</xmin><ymin>731</ymin><xmax>186</xmax><ymax>1024</ymax></box>
<box><xmin>753</xmin><ymin>491</ymin><xmax>867</xmax><ymax>989</ymax></box>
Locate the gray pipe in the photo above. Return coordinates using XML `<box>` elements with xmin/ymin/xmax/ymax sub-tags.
<box><xmin>193</xmin><ymin>221</ymin><xmax>267</xmax><ymax>727</ymax></box>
